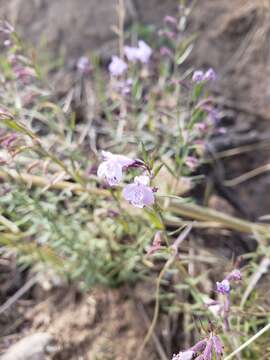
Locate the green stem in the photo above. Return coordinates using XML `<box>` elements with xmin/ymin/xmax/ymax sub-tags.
<box><xmin>224</xmin><ymin>322</ymin><xmax>270</xmax><ymax>360</ymax></box>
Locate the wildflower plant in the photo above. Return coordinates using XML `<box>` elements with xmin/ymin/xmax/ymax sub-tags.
<box><xmin>0</xmin><ymin>2</ymin><xmax>270</xmax><ymax>360</ymax></box>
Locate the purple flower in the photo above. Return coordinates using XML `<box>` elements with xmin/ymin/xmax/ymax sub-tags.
<box><xmin>203</xmin><ymin>338</ymin><xmax>213</xmax><ymax>360</ymax></box>
<box><xmin>227</xmin><ymin>269</ymin><xmax>242</xmax><ymax>282</ymax></box>
<box><xmin>192</xmin><ymin>68</ymin><xmax>216</xmax><ymax>83</ymax></box>
<box><xmin>77</xmin><ymin>56</ymin><xmax>91</xmax><ymax>74</ymax></box>
<box><xmin>192</xmin><ymin>70</ymin><xmax>204</xmax><ymax>83</ymax></box>
<box><xmin>212</xmin><ymin>336</ymin><xmax>223</xmax><ymax>359</ymax></box>
<box><xmin>171</xmin><ymin>350</ymin><xmax>195</xmax><ymax>360</ymax></box>
<box><xmin>123</xmin><ymin>175</ymin><xmax>155</xmax><ymax>208</ymax></box>
<box><xmin>97</xmin><ymin>151</ymin><xmax>134</xmax><ymax>186</ymax></box>
<box><xmin>216</xmin><ymin>279</ymin><xmax>230</xmax><ymax>295</ymax></box>
<box><xmin>164</xmin><ymin>15</ymin><xmax>178</xmax><ymax>26</ymax></box>
<box><xmin>124</xmin><ymin>45</ymin><xmax>139</xmax><ymax>62</ymax></box>
<box><xmin>3</xmin><ymin>39</ymin><xmax>11</xmax><ymax>47</ymax></box>
<box><xmin>203</xmin><ymin>68</ymin><xmax>216</xmax><ymax>82</ymax></box>
<box><xmin>108</xmin><ymin>56</ymin><xmax>128</xmax><ymax>77</ymax></box>
<box><xmin>97</xmin><ymin>161</ymin><xmax>122</xmax><ymax>186</ymax></box>
<box><xmin>124</xmin><ymin>40</ymin><xmax>152</xmax><ymax>64</ymax></box>
<box><xmin>190</xmin><ymin>339</ymin><xmax>207</xmax><ymax>353</ymax></box>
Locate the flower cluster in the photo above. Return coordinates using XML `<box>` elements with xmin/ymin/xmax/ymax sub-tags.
<box><xmin>192</xmin><ymin>69</ymin><xmax>216</xmax><ymax>83</ymax></box>
<box><xmin>124</xmin><ymin>40</ymin><xmax>152</xmax><ymax>63</ymax></box>
<box><xmin>97</xmin><ymin>151</ymin><xmax>155</xmax><ymax>208</ymax></box>
<box><xmin>215</xmin><ymin>268</ymin><xmax>242</xmax><ymax>330</ymax></box>
<box><xmin>172</xmin><ymin>333</ymin><xmax>223</xmax><ymax>360</ymax></box>
<box><xmin>108</xmin><ymin>40</ymin><xmax>152</xmax><ymax>77</ymax></box>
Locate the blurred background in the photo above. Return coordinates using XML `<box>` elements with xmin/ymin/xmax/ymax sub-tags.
<box><xmin>1</xmin><ymin>1</ymin><xmax>270</xmax><ymax>359</ymax></box>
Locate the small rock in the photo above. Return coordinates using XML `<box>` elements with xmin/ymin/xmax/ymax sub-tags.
<box><xmin>1</xmin><ymin>333</ymin><xmax>54</xmax><ymax>360</ymax></box>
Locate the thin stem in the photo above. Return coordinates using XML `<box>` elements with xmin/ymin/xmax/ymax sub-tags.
<box><xmin>135</xmin><ymin>225</ymin><xmax>192</xmax><ymax>359</ymax></box>
<box><xmin>135</xmin><ymin>257</ymin><xmax>173</xmax><ymax>360</ymax></box>
<box><xmin>224</xmin><ymin>322</ymin><xmax>270</xmax><ymax>360</ymax></box>
<box><xmin>1</xmin><ymin>169</ymin><xmax>269</xmax><ymax>236</ymax></box>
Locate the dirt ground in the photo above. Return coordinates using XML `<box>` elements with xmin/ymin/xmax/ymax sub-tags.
<box><xmin>1</xmin><ymin>0</ymin><xmax>270</xmax><ymax>359</ymax></box>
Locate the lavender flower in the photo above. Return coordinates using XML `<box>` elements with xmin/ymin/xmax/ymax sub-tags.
<box><xmin>173</xmin><ymin>334</ymin><xmax>223</xmax><ymax>360</ymax></box>
<box><xmin>124</xmin><ymin>45</ymin><xmax>139</xmax><ymax>62</ymax></box>
<box><xmin>171</xmin><ymin>350</ymin><xmax>195</xmax><ymax>360</ymax></box>
<box><xmin>212</xmin><ymin>335</ymin><xmax>223</xmax><ymax>359</ymax></box>
<box><xmin>77</xmin><ymin>56</ymin><xmax>91</xmax><ymax>74</ymax></box>
<box><xmin>123</xmin><ymin>175</ymin><xmax>155</xmax><ymax>208</ymax></box>
<box><xmin>3</xmin><ymin>39</ymin><xmax>11</xmax><ymax>47</ymax></box>
<box><xmin>97</xmin><ymin>151</ymin><xmax>134</xmax><ymax>186</ymax></box>
<box><xmin>203</xmin><ymin>68</ymin><xmax>216</xmax><ymax>82</ymax></box>
<box><xmin>203</xmin><ymin>338</ymin><xmax>213</xmax><ymax>360</ymax></box>
<box><xmin>124</xmin><ymin>40</ymin><xmax>152</xmax><ymax>64</ymax></box>
<box><xmin>226</xmin><ymin>269</ymin><xmax>242</xmax><ymax>282</ymax></box>
<box><xmin>192</xmin><ymin>68</ymin><xmax>216</xmax><ymax>83</ymax></box>
<box><xmin>192</xmin><ymin>70</ymin><xmax>204</xmax><ymax>83</ymax></box>
<box><xmin>216</xmin><ymin>279</ymin><xmax>230</xmax><ymax>295</ymax></box>
<box><xmin>164</xmin><ymin>15</ymin><xmax>178</xmax><ymax>26</ymax></box>
<box><xmin>108</xmin><ymin>56</ymin><xmax>128</xmax><ymax>77</ymax></box>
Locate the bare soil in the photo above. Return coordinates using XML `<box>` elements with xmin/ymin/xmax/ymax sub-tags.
<box><xmin>1</xmin><ymin>1</ymin><xmax>270</xmax><ymax>359</ymax></box>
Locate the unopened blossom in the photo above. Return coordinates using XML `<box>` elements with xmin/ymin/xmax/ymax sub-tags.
<box><xmin>124</xmin><ymin>40</ymin><xmax>152</xmax><ymax>64</ymax></box>
<box><xmin>226</xmin><ymin>269</ymin><xmax>242</xmax><ymax>282</ymax></box>
<box><xmin>97</xmin><ymin>151</ymin><xmax>134</xmax><ymax>186</ymax></box>
<box><xmin>147</xmin><ymin>231</ymin><xmax>163</xmax><ymax>255</ymax></box>
<box><xmin>160</xmin><ymin>46</ymin><xmax>173</xmax><ymax>58</ymax></box>
<box><xmin>212</xmin><ymin>335</ymin><xmax>223</xmax><ymax>359</ymax></box>
<box><xmin>171</xmin><ymin>350</ymin><xmax>195</xmax><ymax>360</ymax></box>
<box><xmin>123</xmin><ymin>175</ymin><xmax>155</xmax><ymax>208</ymax></box>
<box><xmin>203</xmin><ymin>338</ymin><xmax>213</xmax><ymax>360</ymax></box>
<box><xmin>164</xmin><ymin>15</ymin><xmax>178</xmax><ymax>26</ymax></box>
<box><xmin>108</xmin><ymin>56</ymin><xmax>128</xmax><ymax>77</ymax></box>
<box><xmin>192</xmin><ymin>70</ymin><xmax>204</xmax><ymax>83</ymax></box>
<box><xmin>203</xmin><ymin>68</ymin><xmax>216</xmax><ymax>82</ymax></box>
<box><xmin>216</xmin><ymin>279</ymin><xmax>230</xmax><ymax>295</ymax></box>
